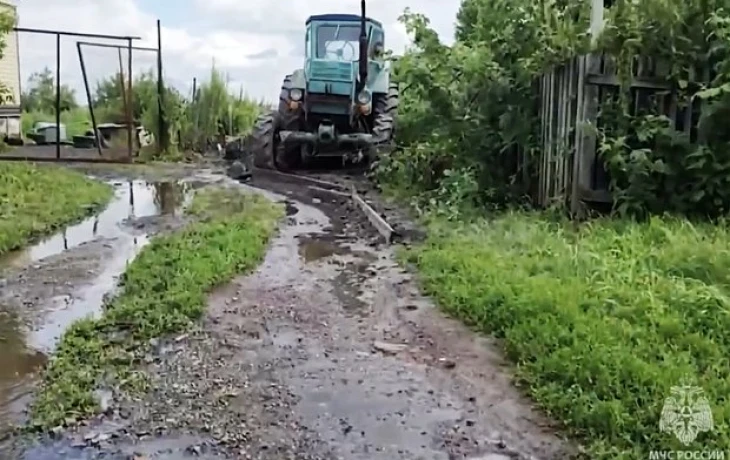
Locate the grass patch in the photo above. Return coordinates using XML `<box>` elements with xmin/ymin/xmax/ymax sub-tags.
<box><xmin>404</xmin><ymin>212</ymin><xmax>730</xmax><ymax>458</ymax></box>
<box><xmin>30</xmin><ymin>187</ymin><xmax>283</xmax><ymax>429</ymax></box>
<box><xmin>0</xmin><ymin>162</ymin><xmax>112</xmax><ymax>255</ymax></box>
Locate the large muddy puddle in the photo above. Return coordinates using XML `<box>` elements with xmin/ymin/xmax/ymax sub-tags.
<box><xmin>0</xmin><ymin>179</ymin><xmax>192</xmax><ymax>433</ymax></box>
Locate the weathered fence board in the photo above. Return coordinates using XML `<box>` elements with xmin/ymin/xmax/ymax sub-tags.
<box><xmin>536</xmin><ymin>50</ymin><xmax>686</xmax><ymax>213</ymax></box>
<box><xmin>534</xmin><ymin>0</ymin><xmax>720</xmax><ymax>213</ymax></box>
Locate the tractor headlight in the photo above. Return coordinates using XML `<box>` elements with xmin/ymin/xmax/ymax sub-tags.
<box><xmin>289</xmin><ymin>88</ymin><xmax>303</xmax><ymax>101</ymax></box>
<box><xmin>357</xmin><ymin>90</ymin><xmax>371</xmax><ymax>105</ymax></box>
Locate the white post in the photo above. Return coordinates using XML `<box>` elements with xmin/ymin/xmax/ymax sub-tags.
<box><xmin>589</xmin><ymin>0</ymin><xmax>605</xmax><ymax>42</ymax></box>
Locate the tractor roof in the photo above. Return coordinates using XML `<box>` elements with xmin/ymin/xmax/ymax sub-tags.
<box><xmin>306</xmin><ymin>14</ymin><xmax>382</xmax><ymax>27</ymax></box>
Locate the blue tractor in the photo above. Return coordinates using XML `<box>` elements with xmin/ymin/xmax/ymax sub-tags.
<box><xmin>249</xmin><ymin>0</ymin><xmax>398</xmax><ymax>171</ymax></box>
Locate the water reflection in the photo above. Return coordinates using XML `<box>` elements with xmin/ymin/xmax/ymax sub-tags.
<box><xmin>0</xmin><ymin>308</ymin><xmax>47</xmax><ymax>430</ymax></box>
<box><xmin>0</xmin><ymin>179</ymin><xmax>193</xmax><ymax>433</ymax></box>
<box><xmin>0</xmin><ymin>180</ymin><xmax>191</xmax><ymax>270</ymax></box>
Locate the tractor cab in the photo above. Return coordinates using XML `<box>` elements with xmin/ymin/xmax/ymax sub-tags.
<box><xmin>305</xmin><ymin>14</ymin><xmax>384</xmax><ymax>103</ymax></box>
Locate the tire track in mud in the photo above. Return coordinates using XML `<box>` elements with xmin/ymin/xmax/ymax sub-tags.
<box><xmin>11</xmin><ymin>167</ymin><xmax>574</xmax><ymax>459</ymax></box>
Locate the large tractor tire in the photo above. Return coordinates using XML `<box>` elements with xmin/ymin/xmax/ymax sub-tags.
<box><xmin>276</xmin><ymin>74</ymin><xmax>302</xmax><ymax>170</ymax></box>
<box><xmin>368</xmin><ymin>81</ymin><xmax>399</xmax><ymax>175</ymax></box>
<box><xmin>251</xmin><ymin>111</ymin><xmax>279</xmax><ymax>170</ymax></box>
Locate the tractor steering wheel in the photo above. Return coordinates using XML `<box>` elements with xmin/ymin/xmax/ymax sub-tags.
<box><xmin>326</xmin><ymin>41</ymin><xmax>357</xmax><ymax>61</ymax></box>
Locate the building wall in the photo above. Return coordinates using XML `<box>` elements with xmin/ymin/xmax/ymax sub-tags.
<box><xmin>0</xmin><ymin>1</ymin><xmax>19</xmax><ymax>109</ymax></box>
<box><xmin>0</xmin><ymin>114</ymin><xmax>19</xmax><ymax>137</ymax></box>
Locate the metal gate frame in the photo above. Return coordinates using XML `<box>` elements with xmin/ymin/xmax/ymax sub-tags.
<box><xmin>0</xmin><ymin>23</ymin><xmax>165</xmax><ymax>163</ymax></box>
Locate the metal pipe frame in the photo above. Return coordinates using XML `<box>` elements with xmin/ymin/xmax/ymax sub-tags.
<box><xmin>156</xmin><ymin>19</ymin><xmax>166</xmax><ymax>154</ymax></box>
<box><xmin>14</xmin><ymin>27</ymin><xmax>140</xmax><ymax>41</ymax></box>
<box><xmin>127</xmin><ymin>38</ymin><xmax>133</xmax><ymax>159</ymax></box>
<box><xmin>75</xmin><ymin>40</ymin><xmax>160</xmax><ymax>159</ymax></box>
<box><xmin>55</xmin><ymin>34</ymin><xmax>60</xmax><ymax>158</ymax></box>
<box><xmin>0</xmin><ymin>155</ymin><xmax>133</xmax><ymax>163</ymax></box>
<box><xmin>76</xmin><ymin>42</ymin><xmax>102</xmax><ymax>156</ymax></box>
<box><xmin>13</xmin><ymin>27</ymin><xmax>141</xmax><ymax>161</ymax></box>
<box><xmin>75</xmin><ymin>41</ymin><xmax>156</xmax><ymax>52</ymax></box>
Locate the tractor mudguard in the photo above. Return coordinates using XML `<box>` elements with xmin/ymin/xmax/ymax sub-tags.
<box><xmin>289</xmin><ymin>69</ymin><xmax>306</xmax><ymax>90</ymax></box>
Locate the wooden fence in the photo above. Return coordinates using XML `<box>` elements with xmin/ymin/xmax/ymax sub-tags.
<box><xmin>536</xmin><ymin>52</ymin><xmax>683</xmax><ymax>212</ymax></box>
<box><xmin>535</xmin><ymin>0</ymin><xmax>707</xmax><ymax>213</ymax></box>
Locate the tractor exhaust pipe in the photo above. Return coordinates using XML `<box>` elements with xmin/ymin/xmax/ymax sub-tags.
<box><xmin>357</xmin><ymin>0</ymin><xmax>368</xmax><ymax>93</ymax></box>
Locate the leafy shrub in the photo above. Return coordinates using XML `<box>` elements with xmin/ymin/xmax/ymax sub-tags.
<box><xmin>383</xmin><ymin>0</ymin><xmax>730</xmax><ymax>218</ymax></box>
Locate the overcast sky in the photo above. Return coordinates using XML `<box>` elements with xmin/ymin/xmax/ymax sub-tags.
<box><xmin>14</xmin><ymin>0</ymin><xmax>460</xmax><ymax>103</ymax></box>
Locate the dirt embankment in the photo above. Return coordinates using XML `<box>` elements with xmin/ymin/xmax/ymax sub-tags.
<box><xmin>3</xmin><ymin>164</ymin><xmax>574</xmax><ymax>459</ymax></box>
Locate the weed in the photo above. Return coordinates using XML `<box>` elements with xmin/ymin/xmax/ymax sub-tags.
<box><xmin>405</xmin><ymin>212</ymin><xmax>730</xmax><ymax>458</ymax></box>
<box><xmin>0</xmin><ymin>162</ymin><xmax>112</xmax><ymax>255</ymax></box>
<box><xmin>30</xmin><ymin>188</ymin><xmax>283</xmax><ymax>429</ymax></box>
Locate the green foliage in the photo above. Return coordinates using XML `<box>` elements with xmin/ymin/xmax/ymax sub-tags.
<box><xmin>0</xmin><ymin>162</ymin><xmax>112</xmax><ymax>255</ymax></box>
<box><xmin>19</xmin><ymin>64</ymin><xmax>263</xmax><ymax>156</ymax></box>
<box><xmin>386</xmin><ymin>1</ymin><xmax>730</xmax><ymax>456</ymax></box>
<box><xmin>30</xmin><ymin>188</ymin><xmax>283</xmax><ymax>428</ymax></box>
<box><xmin>591</xmin><ymin>1</ymin><xmax>730</xmax><ymax>218</ymax></box>
<box><xmin>21</xmin><ymin>107</ymin><xmax>93</xmax><ymax>138</ymax></box>
<box><xmin>380</xmin><ymin>2</ymin><xmax>590</xmax><ymax>214</ymax></box>
<box><xmin>383</xmin><ymin>0</ymin><xmax>730</xmax><ymax>218</ymax></box>
<box><xmin>91</xmin><ymin>66</ymin><xmax>263</xmax><ymax>155</ymax></box>
<box><xmin>184</xmin><ymin>65</ymin><xmax>264</xmax><ymax>150</ymax></box>
<box><xmin>407</xmin><ymin>214</ymin><xmax>730</xmax><ymax>457</ymax></box>
<box><xmin>21</xmin><ymin>67</ymin><xmax>78</xmax><ymax>113</ymax></box>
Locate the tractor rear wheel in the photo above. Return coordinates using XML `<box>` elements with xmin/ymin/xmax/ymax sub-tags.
<box><xmin>276</xmin><ymin>74</ymin><xmax>302</xmax><ymax>170</ymax></box>
<box><xmin>368</xmin><ymin>81</ymin><xmax>399</xmax><ymax>175</ymax></box>
<box><xmin>251</xmin><ymin>111</ymin><xmax>278</xmax><ymax>170</ymax></box>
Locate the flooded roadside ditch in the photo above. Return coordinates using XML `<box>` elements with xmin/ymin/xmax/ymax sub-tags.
<box><xmin>0</xmin><ymin>179</ymin><xmax>193</xmax><ymax>435</ymax></box>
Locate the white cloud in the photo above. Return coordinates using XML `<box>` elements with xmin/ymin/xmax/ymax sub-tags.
<box><xmin>13</xmin><ymin>0</ymin><xmax>460</xmax><ymax>104</ymax></box>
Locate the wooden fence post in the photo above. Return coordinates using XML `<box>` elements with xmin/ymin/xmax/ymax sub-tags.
<box><xmin>570</xmin><ymin>0</ymin><xmax>604</xmax><ymax>215</ymax></box>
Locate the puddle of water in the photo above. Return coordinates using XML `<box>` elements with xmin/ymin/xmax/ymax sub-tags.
<box><xmin>17</xmin><ymin>433</ymin><xmax>225</xmax><ymax>460</ymax></box>
<box><xmin>0</xmin><ymin>309</ymin><xmax>47</xmax><ymax>431</ymax></box>
<box><xmin>29</xmin><ymin>234</ymin><xmax>150</xmax><ymax>352</ymax></box>
<box><xmin>0</xmin><ymin>179</ymin><xmax>192</xmax><ymax>435</ymax></box>
<box><xmin>298</xmin><ymin>236</ymin><xmax>347</xmax><ymax>263</ymax></box>
<box><xmin>0</xmin><ymin>180</ymin><xmax>190</xmax><ymax>270</ymax></box>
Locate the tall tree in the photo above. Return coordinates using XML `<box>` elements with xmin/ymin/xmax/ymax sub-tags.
<box><xmin>21</xmin><ymin>67</ymin><xmax>77</xmax><ymax>113</ymax></box>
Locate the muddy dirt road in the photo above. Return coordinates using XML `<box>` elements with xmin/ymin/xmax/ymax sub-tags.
<box><xmin>2</xmin><ymin>164</ymin><xmax>573</xmax><ymax>459</ymax></box>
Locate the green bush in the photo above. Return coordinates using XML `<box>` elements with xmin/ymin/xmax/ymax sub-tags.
<box><xmin>21</xmin><ymin>108</ymin><xmax>92</xmax><ymax>138</ymax></box>
<box><xmin>383</xmin><ymin>0</ymin><xmax>730</xmax><ymax>218</ymax></box>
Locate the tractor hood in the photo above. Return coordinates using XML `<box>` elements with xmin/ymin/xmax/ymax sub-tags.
<box><xmin>307</xmin><ymin>59</ymin><xmax>356</xmax><ymax>96</ymax></box>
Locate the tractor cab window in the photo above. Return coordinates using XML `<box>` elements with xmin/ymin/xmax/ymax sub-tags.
<box><xmin>369</xmin><ymin>29</ymin><xmax>384</xmax><ymax>57</ymax></box>
<box><xmin>305</xmin><ymin>28</ymin><xmax>311</xmax><ymax>57</ymax></box>
<box><xmin>316</xmin><ymin>25</ymin><xmax>360</xmax><ymax>61</ymax></box>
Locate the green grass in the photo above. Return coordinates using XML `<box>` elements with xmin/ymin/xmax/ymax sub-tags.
<box><xmin>0</xmin><ymin>162</ymin><xmax>112</xmax><ymax>255</ymax></box>
<box><xmin>30</xmin><ymin>188</ymin><xmax>283</xmax><ymax>429</ymax></box>
<box><xmin>404</xmin><ymin>213</ymin><xmax>730</xmax><ymax>458</ymax></box>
